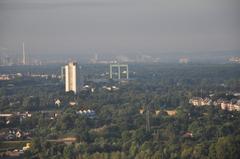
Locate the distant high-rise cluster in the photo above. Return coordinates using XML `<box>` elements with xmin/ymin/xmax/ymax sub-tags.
<box><xmin>0</xmin><ymin>54</ymin><xmax>12</xmax><ymax>66</ymax></box>
<box><xmin>0</xmin><ymin>42</ymin><xmax>37</xmax><ymax>66</ymax></box>
<box><xmin>179</xmin><ymin>57</ymin><xmax>189</xmax><ymax>64</ymax></box>
<box><xmin>64</xmin><ymin>62</ymin><xmax>81</xmax><ymax>94</ymax></box>
<box><xmin>229</xmin><ymin>57</ymin><xmax>240</xmax><ymax>63</ymax></box>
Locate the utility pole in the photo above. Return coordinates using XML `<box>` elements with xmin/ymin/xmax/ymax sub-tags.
<box><xmin>145</xmin><ymin>96</ymin><xmax>151</xmax><ymax>132</ymax></box>
<box><xmin>146</xmin><ymin>105</ymin><xmax>150</xmax><ymax>132</ymax></box>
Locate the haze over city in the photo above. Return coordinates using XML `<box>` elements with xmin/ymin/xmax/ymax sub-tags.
<box><xmin>1</xmin><ymin>1</ymin><xmax>240</xmax><ymax>158</ymax></box>
<box><xmin>0</xmin><ymin>0</ymin><xmax>240</xmax><ymax>61</ymax></box>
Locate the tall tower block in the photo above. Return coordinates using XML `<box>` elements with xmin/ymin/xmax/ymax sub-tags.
<box><xmin>65</xmin><ymin>62</ymin><xmax>80</xmax><ymax>94</ymax></box>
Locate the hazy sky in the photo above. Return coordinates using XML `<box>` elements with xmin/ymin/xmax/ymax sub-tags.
<box><xmin>0</xmin><ymin>0</ymin><xmax>239</xmax><ymax>57</ymax></box>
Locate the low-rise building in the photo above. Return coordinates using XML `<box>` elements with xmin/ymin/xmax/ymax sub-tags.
<box><xmin>189</xmin><ymin>97</ymin><xmax>212</xmax><ymax>106</ymax></box>
<box><xmin>22</xmin><ymin>143</ymin><xmax>31</xmax><ymax>151</ymax></box>
<box><xmin>190</xmin><ymin>96</ymin><xmax>240</xmax><ymax>112</ymax></box>
<box><xmin>76</xmin><ymin>109</ymin><xmax>96</xmax><ymax>118</ymax></box>
<box><xmin>165</xmin><ymin>110</ymin><xmax>177</xmax><ymax>116</ymax></box>
<box><xmin>221</xmin><ymin>102</ymin><xmax>240</xmax><ymax>111</ymax></box>
<box><xmin>69</xmin><ymin>101</ymin><xmax>77</xmax><ymax>106</ymax></box>
<box><xmin>55</xmin><ymin>99</ymin><xmax>61</xmax><ymax>107</ymax></box>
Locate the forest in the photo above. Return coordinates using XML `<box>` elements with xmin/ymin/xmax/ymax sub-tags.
<box><xmin>0</xmin><ymin>63</ymin><xmax>240</xmax><ymax>159</ymax></box>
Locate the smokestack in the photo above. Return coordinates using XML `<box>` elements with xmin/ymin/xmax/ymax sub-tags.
<box><xmin>22</xmin><ymin>42</ymin><xmax>26</xmax><ymax>65</ymax></box>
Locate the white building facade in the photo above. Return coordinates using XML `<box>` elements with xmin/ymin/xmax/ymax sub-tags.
<box><xmin>65</xmin><ymin>62</ymin><xmax>80</xmax><ymax>94</ymax></box>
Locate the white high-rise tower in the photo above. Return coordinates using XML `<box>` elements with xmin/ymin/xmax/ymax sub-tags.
<box><xmin>65</xmin><ymin>62</ymin><xmax>80</xmax><ymax>94</ymax></box>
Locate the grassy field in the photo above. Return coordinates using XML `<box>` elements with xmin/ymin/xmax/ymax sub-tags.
<box><xmin>0</xmin><ymin>140</ymin><xmax>30</xmax><ymax>152</ymax></box>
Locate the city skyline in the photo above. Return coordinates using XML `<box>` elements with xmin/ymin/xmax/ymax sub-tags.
<box><xmin>0</xmin><ymin>0</ymin><xmax>240</xmax><ymax>57</ymax></box>
<box><xmin>0</xmin><ymin>1</ymin><xmax>240</xmax><ymax>158</ymax></box>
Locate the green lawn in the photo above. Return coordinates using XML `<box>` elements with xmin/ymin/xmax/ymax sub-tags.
<box><xmin>0</xmin><ymin>140</ymin><xmax>31</xmax><ymax>152</ymax></box>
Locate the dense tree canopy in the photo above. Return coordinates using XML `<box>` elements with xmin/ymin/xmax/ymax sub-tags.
<box><xmin>0</xmin><ymin>63</ymin><xmax>240</xmax><ymax>158</ymax></box>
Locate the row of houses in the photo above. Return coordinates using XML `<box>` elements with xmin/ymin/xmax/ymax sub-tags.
<box><xmin>0</xmin><ymin>112</ymin><xmax>32</xmax><ymax>125</ymax></box>
<box><xmin>220</xmin><ymin>101</ymin><xmax>240</xmax><ymax>111</ymax></box>
<box><xmin>102</xmin><ymin>85</ymin><xmax>119</xmax><ymax>91</ymax></box>
<box><xmin>189</xmin><ymin>97</ymin><xmax>240</xmax><ymax>111</ymax></box>
<box><xmin>139</xmin><ymin>108</ymin><xmax>177</xmax><ymax>116</ymax></box>
<box><xmin>0</xmin><ymin>111</ymin><xmax>59</xmax><ymax>125</ymax></box>
<box><xmin>0</xmin><ymin>128</ymin><xmax>32</xmax><ymax>141</ymax></box>
<box><xmin>76</xmin><ymin>109</ymin><xmax>96</xmax><ymax>118</ymax></box>
<box><xmin>0</xmin><ymin>73</ymin><xmax>23</xmax><ymax>81</ymax></box>
<box><xmin>189</xmin><ymin>97</ymin><xmax>212</xmax><ymax>106</ymax></box>
<box><xmin>0</xmin><ymin>112</ymin><xmax>32</xmax><ymax>117</ymax></box>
